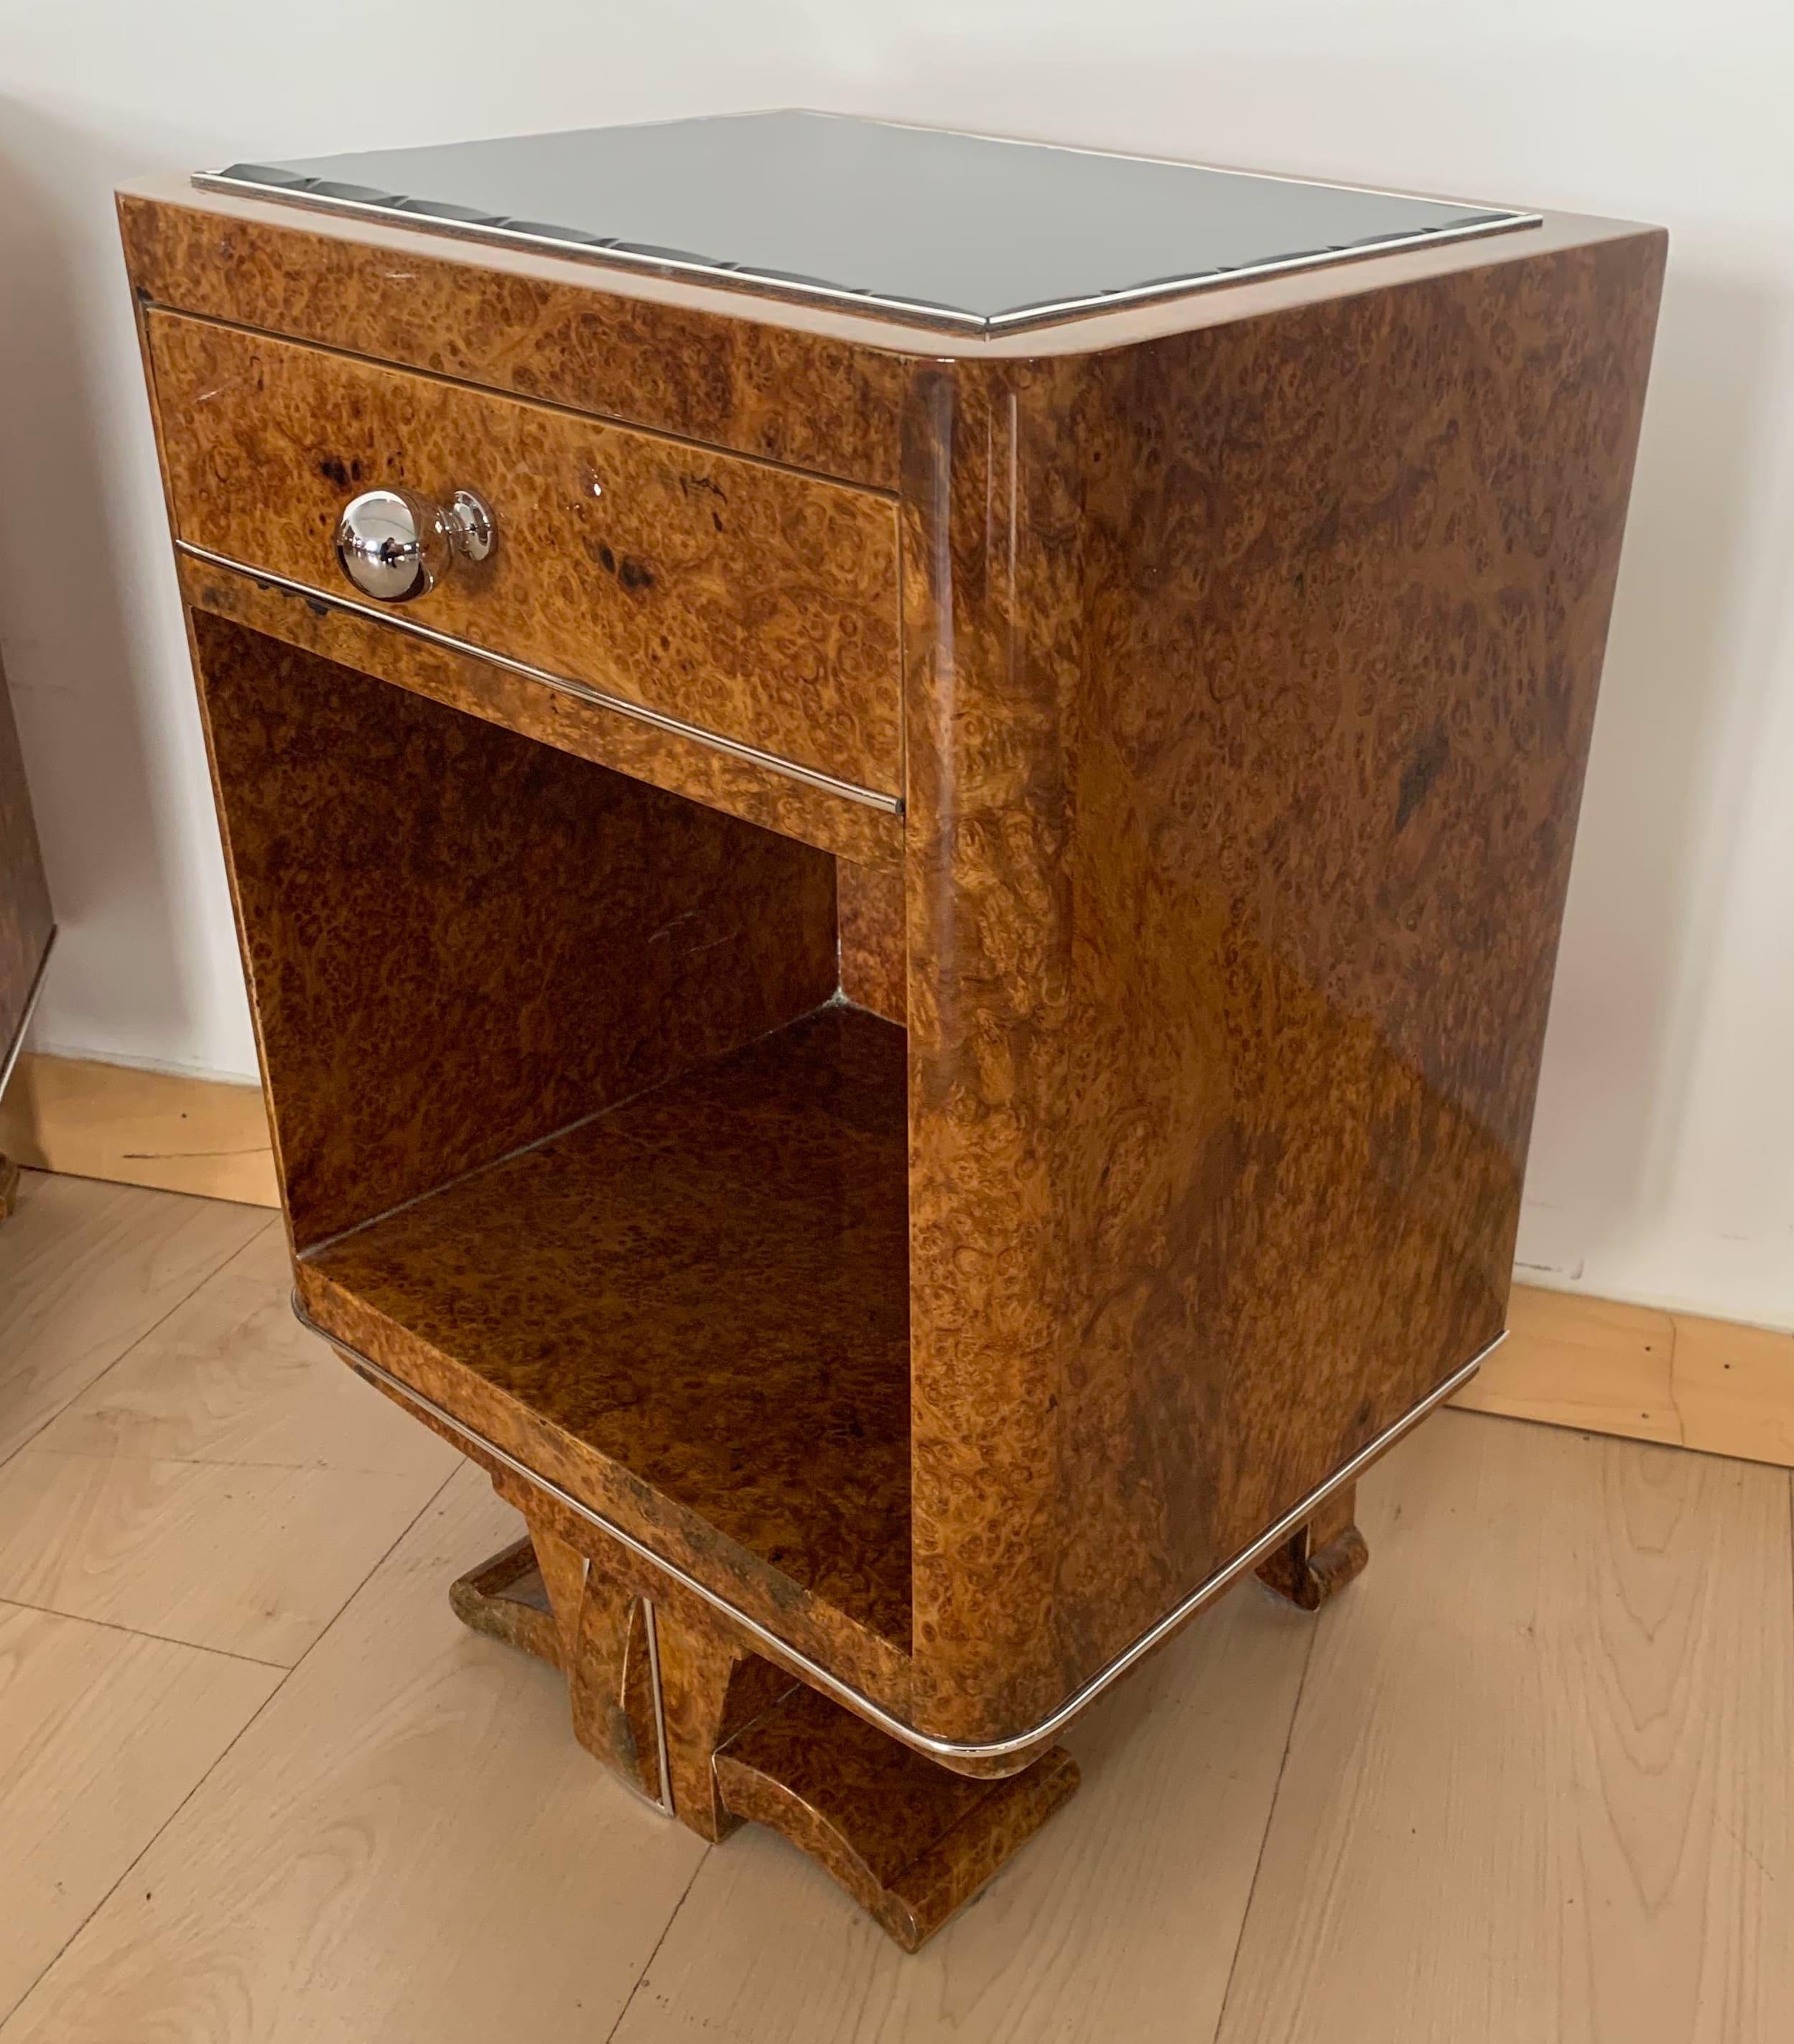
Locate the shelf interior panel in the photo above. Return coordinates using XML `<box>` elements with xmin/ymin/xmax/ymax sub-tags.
<box><xmin>301</xmin><ymin>1003</ymin><xmax>912</xmax><ymax>1647</ymax></box>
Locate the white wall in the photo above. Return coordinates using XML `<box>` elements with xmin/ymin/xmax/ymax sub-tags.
<box><xmin>1</xmin><ymin>1</ymin><xmax>1790</xmax><ymax>1325</ymax></box>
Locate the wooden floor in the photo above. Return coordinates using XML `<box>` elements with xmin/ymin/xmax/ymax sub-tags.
<box><xmin>0</xmin><ymin>1171</ymin><xmax>1788</xmax><ymax>2042</ymax></box>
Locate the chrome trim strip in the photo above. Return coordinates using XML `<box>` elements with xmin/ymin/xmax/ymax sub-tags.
<box><xmin>191</xmin><ymin>169</ymin><xmax>1539</xmax><ymax>338</ymax></box>
<box><xmin>641</xmin><ymin>1598</ymin><xmax>674</xmax><ymax>1815</ymax></box>
<box><xmin>293</xmin><ymin>1291</ymin><xmax>1497</xmax><ymax>1764</ymax></box>
<box><xmin>176</xmin><ymin>543</ymin><xmax>903</xmax><ymax>817</ymax></box>
<box><xmin>189</xmin><ymin>174</ymin><xmax>990</xmax><ymax>333</ymax></box>
<box><xmin>0</xmin><ymin>926</ymin><xmax>56</xmax><ymax>1107</ymax></box>
<box><xmin>979</xmin><ymin>214</ymin><xmax>1540</xmax><ymax>332</ymax></box>
<box><xmin>571</xmin><ymin>1551</ymin><xmax>672</xmax><ymax>1816</ymax></box>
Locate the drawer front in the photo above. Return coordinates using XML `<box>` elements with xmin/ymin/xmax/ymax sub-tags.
<box><xmin>147</xmin><ymin>311</ymin><xmax>903</xmax><ymax>796</ymax></box>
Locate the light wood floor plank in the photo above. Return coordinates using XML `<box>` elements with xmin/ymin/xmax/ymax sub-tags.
<box><xmin>0</xmin><ymin>1468</ymin><xmax>707</xmax><ymax>2044</ymax></box>
<box><xmin>611</xmin><ymin>1579</ymin><xmax>1314</xmax><ymax>2044</ymax></box>
<box><xmin>8</xmin><ymin>1177</ymin><xmax>1788</xmax><ymax>2038</ymax></box>
<box><xmin>0</xmin><ymin>1598</ymin><xmax>281</xmax><ymax>2025</ymax></box>
<box><xmin>1456</xmin><ymin>1285</ymin><xmax>1794</xmax><ymax>1467</ymax></box>
<box><xmin>1453</xmin><ymin>1286</ymin><xmax>1684</xmax><ymax>1446</ymax></box>
<box><xmin>1653</xmin><ymin>1314</ymin><xmax>1794</xmax><ymax>1468</ymax></box>
<box><xmin>0</xmin><ymin>1173</ymin><xmax>269</xmax><ymax>1466</ymax></box>
<box><xmin>0</xmin><ymin>1446</ymin><xmax>445</xmax><ymax>1664</ymax></box>
<box><xmin>0</xmin><ymin>1054</ymin><xmax>279</xmax><ymax>1209</ymax></box>
<box><xmin>0</xmin><ymin>1221</ymin><xmax>457</xmax><ymax>1663</ymax></box>
<box><xmin>33</xmin><ymin>1226</ymin><xmax>450</xmax><ymax>1483</ymax></box>
<box><xmin>1215</xmin><ymin>1412</ymin><xmax>1794</xmax><ymax>2044</ymax></box>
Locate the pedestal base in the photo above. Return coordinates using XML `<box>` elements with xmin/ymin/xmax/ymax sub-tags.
<box><xmin>450</xmin><ymin>1516</ymin><xmax>1079</xmax><ymax>1951</ymax></box>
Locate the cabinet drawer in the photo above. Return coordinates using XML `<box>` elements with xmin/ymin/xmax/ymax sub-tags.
<box><xmin>146</xmin><ymin>310</ymin><xmax>903</xmax><ymax>797</ymax></box>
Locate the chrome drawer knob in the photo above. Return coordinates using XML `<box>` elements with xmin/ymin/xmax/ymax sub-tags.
<box><xmin>333</xmin><ymin>486</ymin><xmax>497</xmax><ymax>603</ymax></box>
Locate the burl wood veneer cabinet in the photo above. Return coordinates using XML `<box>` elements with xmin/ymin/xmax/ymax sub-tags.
<box><xmin>119</xmin><ymin>113</ymin><xmax>1663</xmax><ymax>1947</ymax></box>
<box><xmin>0</xmin><ymin>650</ymin><xmax>54</xmax><ymax>1222</ymax></box>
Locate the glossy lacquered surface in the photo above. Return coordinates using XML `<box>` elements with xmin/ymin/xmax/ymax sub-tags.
<box><xmin>147</xmin><ymin>309</ymin><xmax>903</xmax><ymax>796</ymax></box>
<box><xmin>0</xmin><ymin>641</ymin><xmax>52</xmax><ymax>1232</ymax></box>
<box><xmin>176</xmin><ymin>557</ymin><xmax>903</xmax><ymax>869</ymax></box>
<box><xmin>713</xmin><ymin>1683</ymin><xmax>1079</xmax><ymax>1949</ymax></box>
<box><xmin>125</xmin><ymin>170</ymin><xmax>1663</xmax><ymax>1940</ymax></box>
<box><xmin>900</xmin><ymin>233</ymin><xmax>1667</xmax><ymax>1739</ymax></box>
<box><xmin>192</xmin><ymin>615</ymin><xmax>842</xmax><ymax>1250</ymax></box>
<box><xmin>299</xmin><ymin>1005</ymin><xmax>912</xmax><ymax>1650</ymax></box>
<box><xmin>0</xmin><ymin>660</ymin><xmax>52</xmax><ymax>1074</ymax></box>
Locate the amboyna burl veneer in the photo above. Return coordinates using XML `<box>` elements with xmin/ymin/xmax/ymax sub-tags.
<box><xmin>120</xmin><ymin>112</ymin><xmax>1663</xmax><ymax>1947</ymax></box>
<box><xmin>0</xmin><ymin>644</ymin><xmax>54</xmax><ymax>1222</ymax></box>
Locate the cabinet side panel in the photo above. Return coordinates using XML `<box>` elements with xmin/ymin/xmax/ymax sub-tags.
<box><xmin>904</xmin><ymin>368</ymin><xmax>1087</xmax><ymax>1745</ymax></box>
<box><xmin>192</xmin><ymin>613</ymin><xmax>837</xmax><ymax>1248</ymax></box>
<box><xmin>837</xmin><ymin>858</ymin><xmax>906</xmax><ymax>1023</ymax></box>
<box><xmin>907</xmin><ymin>233</ymin><xmax>1666</xmax><ymax>1742</ymax></box>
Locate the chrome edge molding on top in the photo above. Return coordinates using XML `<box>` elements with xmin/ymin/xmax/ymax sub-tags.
<box><xmin>191</xmin><ymin>167</ymin><xmax>1540</xmax><ymax>338</ymax></box>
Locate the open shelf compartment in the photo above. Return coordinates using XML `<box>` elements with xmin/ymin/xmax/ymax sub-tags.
<box><xmin>299</xmin><ymin>1003</ymin><xmax>912</xmax><ymax>1646</ymax></box>
<box><xmin>193</xmin><ymin>613</ymin><xmax>914</xmax><ymax>1660</ymax></box>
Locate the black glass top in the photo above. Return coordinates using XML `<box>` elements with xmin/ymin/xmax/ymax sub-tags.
<box><xmin>203</xmin><ymin>111</ymin><xmax>1535</xmax><ymax>335</ymax></box>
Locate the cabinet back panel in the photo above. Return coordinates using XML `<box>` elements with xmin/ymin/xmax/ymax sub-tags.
<box><xmin>193</xmin><ymin>613</ymin><xmax>837</xmax><ymax>1247</ymax></box>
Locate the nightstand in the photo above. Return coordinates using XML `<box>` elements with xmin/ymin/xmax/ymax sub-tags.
<box><xmin>119</xmin><ymin>111</ymin><xmax>1663</xmax><ymax>1947</ymax></box>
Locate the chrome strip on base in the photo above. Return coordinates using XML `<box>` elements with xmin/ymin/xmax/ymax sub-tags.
<box><xmin>640</xmin><ymin>1598</ymin><xmax>675</xmax><ymax>1816</ymax></box>
<box><xmin>0</xmin><ymin>926</ymin><xmax>56</xmax><ymax>1108</ymax></box>
<box><xmin>177</xmin><ymin>543</ymin><xmax>903</xmax><ymax>817</ymax></box>
<box><xmin>294</xmin><ymin>1290</ymin><xmax>1497</xmax><ymax>1765</ymax></box>
<box><xmin>563</xmin><ymin>1551</ymin><xmax>673</xmax><ymax>1816</ymax></box>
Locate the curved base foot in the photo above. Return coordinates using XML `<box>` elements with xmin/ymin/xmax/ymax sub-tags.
<box><xmin>715</xmin><ymin>1688</ymin><xmax>1078</xmax><ymax>1952</ymax></box>
<box><xmin>450</xmin><ymin>1533</ymin><xmax>560</xmax><ymax>1662</ymax></box>
<box><xmin>1256</xmin><ymin>1483</ymin><xmax>1370</xmax><ymax>1612</ymax></box>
